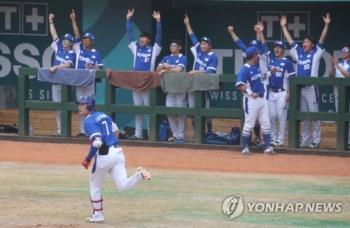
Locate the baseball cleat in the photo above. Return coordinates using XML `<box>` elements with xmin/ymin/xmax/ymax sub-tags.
<box><xmin>242</xmin><ymin>147</ymin><xmax>251</xmax><ymax>155</ymax></box>
<box><xmin>299</xmin><ymin>143</ymin><xmax>309</xmax><ymax>148</ymax></box>
<box><xmin>274</xmin><ymin>141</ymin><xmax>283</xmax><ymax>147</ymax></box>
<box><xmin>309</xmin><ymin>143</ymin><xmax>320</xmax><ymax>149</ymax></box>
<box><xmin>137</xmin><ymin>167</ymin><xmax>152</xmax><ymax>180</ymax></box>
<box><xmin>264</xmin><ymin>147</ymin><xmax>276</xmax><ymax>155</ymax></box>
<box><xmin>86</xmin><ymin>217</ymin><xmax>104</xmax><ymax>224</ymax></box>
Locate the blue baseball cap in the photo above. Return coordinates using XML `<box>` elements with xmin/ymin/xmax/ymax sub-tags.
<box><xmin>76</xmin><ymin>95</ymin><xmax>95</xmax><ymax>111</ymax></box>
<box><xmin>83</xmin><ymin>33</ymin><xmax>94</xmax><ymax>41</ymax></box>
<box><xmin>200</xmin><ymin>36</ymin><xmax>212</xmax><ymax>45</ymax></box>
<box><xmin>245</xmin><ymin>46</ymin><xmax>258</xmax><ymax>58</ymax></box>
<box><xmin>274</xmin><ymin>41</ymin><xmax>286</xmax><ymax>49</ymax></box>
<box><xmin>61</xmin><ymin>33</ymin><xmax>74</xmax><ymax>42</ymax></box>
<box><xmin>248</xmin><ymin>40</ymin><xmax>258</xmax><ymax>48</ymax></box>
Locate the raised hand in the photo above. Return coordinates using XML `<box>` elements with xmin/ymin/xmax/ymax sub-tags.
<box><xmin>70</xmin><ymin>9</ymin><xmax>76</xmax><ymax>21</ymax></box>
<box><xmin>49</xmin><ymin>14</ymin><xmax>54</xmax><ymax>21</ymax></box>
<box><xmin>227</xmin><ymin>26</ymin><xmax>234</xmax><ymax>33</ymax></box>
<box><xmin>184</xmin><ymin>14</ymin><xmax>190</xmax><ymax>25</ymax></box>
<box><xmin>323</xmin><ymin>12</ymin><xmax>331</xmax><ymax>25</ymax></box>
<box><xmin>152</xmin><ymin>11</ymin><xmax>161</xmax><ymax>21</ymax></box>
<box><xmin>330</xmin><ymin>57</ymin><xmax>335</xmax><ymax>66</ymax></box>
<box><xmin>280</xmin><ymin>15</ymin><xmax>287</xmax><ymax>27</ymax></box>
<box><xmin>257</xmin><ymin>21</ymin><xmax>264</xmax><ymax>32</ymax></box>
<box><xmin>126</xmin><ymin>9</ymin><xmax>134</xmax><ymax>19</ymax></box>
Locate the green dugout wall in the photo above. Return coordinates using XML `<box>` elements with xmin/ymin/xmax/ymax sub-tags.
<box><xmin>2</xmin><ymin>0</ymin><xmax>350</xmax><ymax>129</ymax></box>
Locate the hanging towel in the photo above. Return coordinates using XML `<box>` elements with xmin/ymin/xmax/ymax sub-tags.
<box><xmin>105</xmin><ymin>68</ymin><xmax>161</xmax><ymax>91</ymax></box>
<box><xmin>160</xmin><ymin>73</ymin><xmax>220</xmax><ymax>93</ymax></box>
<box><xmin>38</xmin><ymin>68</ymin><xmax>95</xmax><ymax>86</ymax></box>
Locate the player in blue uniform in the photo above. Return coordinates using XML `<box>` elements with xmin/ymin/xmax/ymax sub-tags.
<box><xmin>257</xmin><ymin>23</ymin><xmax>296</xmax><ymax>147</ymax></box>
<box><xmin>236</xmin><ymin>46</ymin><xmax>275</xmax><ymax>155</ymax></box>
<box><xmin>126</xmin><ymin>9</ymin><xmax>162</xmax><ymax>140</ymax></box>
<box><xmin>71</xmin><ymin>9</ymin><xmax>103</xmax><ymax>138</ymax></box>
<box><xmin>227</xmin><ymin>25</ymin><xmax>269</xmax><ymax>147</ymax></box>
<box><xmin>280</xmin><ymin>13</ymin><xmax>331</xmax><ymax>149</ymax></box>
<box><xmin>184</xmin><ymin>14</ymin><xmax>218</xmax><ymax>137</ymax></box>
<box><xmin>78</xmin><ymin>95</ymin><xmax>151</xmax><ymax>224</ymax></box>
<box><xmin>48</xmin><ymin>14</ymin><xmax>76</xmax><ymax>137</ymax></box>
<box><xmin>329</xmin><ymin>45</ymin><xmax>350</xmax><ymax>149</ymax></box>
<box><xmin>156</xmin><ymin>39</ymin><xmax>188</xmax><ymax>143</ymax></box>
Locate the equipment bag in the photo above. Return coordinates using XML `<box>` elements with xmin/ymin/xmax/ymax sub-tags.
<box><xmin>205</xmin><ymin>127</ymin><xmax>240</xmax><ymax>145</ymax></box>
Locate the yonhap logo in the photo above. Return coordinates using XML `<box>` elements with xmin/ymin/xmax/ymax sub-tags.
<box><xmin>222</xmin><ymin>195</ymin><xmax>342</xmax><ymax>220</ymax></box>
<box><xmin>222</xmin><ymin>195</ymin><xmax>244</xmax><ymax>220</ymax></box>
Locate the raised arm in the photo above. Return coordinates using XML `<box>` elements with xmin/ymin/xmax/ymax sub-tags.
<box><xmin>126</xmin><ymin>9</ymin><xmax>136</xmax><ymax>42</ymax></box>
<box><xmin>184</xmin><ymin>14</ymin><xmax>194</xmax><ymax>35</ymax></box>
<box><xmin>280</xmin><ymin>15</ymin><xmax>293</xmax><ymax>45</ymax></box>
<box><xmin>48</xmin><ymin>14</ymin><xmax>58</xmax><ymax>41</ymax></box>
<box><xmin>70</xmin><ymin>9</ymin><xmax>80</xmax><ymax>39</ymax></box>
<box><xmin>319</xmin><ymin>13</ymin><xmax>331</xmax><ymax>44</ymax></box>
<box><xmin>227</xmin><ymin>26</ymin><xmax>239</xmax><ymax>42</ymax></box>
<box><xmin>152</xmin><ymin>11</ymin><xmax>162</xmax><ymax>46</ymax></box>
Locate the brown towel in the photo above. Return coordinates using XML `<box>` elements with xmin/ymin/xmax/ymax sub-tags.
<box><xmin>105</xmin><ymin>68</ymin><xmax>161</xmax><ymax>91</ymax></box>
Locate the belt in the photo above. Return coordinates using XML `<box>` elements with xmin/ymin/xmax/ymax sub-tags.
<box><xmin>270</xmin><ymin>88</ymin><xmax>285</xmax><ymax>93</ymax></box>
<box><xmin>258</xmin><ymin>93</ymin><xmax>264</xmax><ymax>98</ymax></box>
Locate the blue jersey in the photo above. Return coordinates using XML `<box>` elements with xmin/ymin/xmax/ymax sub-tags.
<box><xmin>236</xmin><ymin>63</ymin><xmax>265</xmax><ymax>97</ymax></box>
<box><xmin>290</xmin><ymin>41</ymin><xmax>324</xmax><ymax>77</ymax></box>
<box><xmin>127</xmin><ymin>20</ymin><xmax>162</xmax><ymax>71</ymax></box>
<box><xmin>189</xmin><ymin>33</ymin><xmax>218</xmax><ymax>73</ymax></box>
<box><xmin>74</xmin><ymin>37</ymin><xmax>103</xmax><ymax>69</ymax></box>
<box><xmin>84</xmin><ymin>111</ymin><xmax>118</xmax><ymax>147</ymax></box>
<box><xmin>159</xmin><ymin>54</ymin><xmax>188</xmax><ymax>71</ymax></box>
<box><xmin>264</xmin><ymin>44</ymin><xmax>296</xmax><ymax>90</ymax></box>
<box><xmin>333</xmin><ymin>58</ymin><xmax>350</xmax><ymax>78</ymax></box>
<box><xmin>51</xmin><ymin>38</ymin><xmax>75</xmax><ymax>67</ymax></box>
<box><xmin>235</xmin><ymin>38</ymin><xmax>269</xmax><ymax>74</ymax></box>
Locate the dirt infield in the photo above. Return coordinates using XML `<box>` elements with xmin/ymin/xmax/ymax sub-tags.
<box><xmin>1</xmin><ymin>140</ymin><xmax>349</xmax><ymax>176</ymax></box>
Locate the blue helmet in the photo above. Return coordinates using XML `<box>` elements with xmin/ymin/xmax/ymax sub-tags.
<box><xmin>76</xmin><ymin>95</ymin><xmax>95</xmax><ymax>111</ymax></box>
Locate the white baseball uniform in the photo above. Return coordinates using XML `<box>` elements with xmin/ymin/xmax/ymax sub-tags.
<box><xmin>159</xmin><ymin>54</ymin><xmax>188</xmax><ymax>139</ymax></box>
<box><xmin>290</xmin><ymin>41</ymin><xmax>324</xmax><ymax>146</ymax></box>
<box><xmin>127</xmin><ymin>19</ymin><xmax>162</xmax><ymax>139</ymax></box>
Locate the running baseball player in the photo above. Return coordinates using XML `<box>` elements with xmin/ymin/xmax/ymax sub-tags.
<box><xmin>156</xmin><ymin>39</ymin><xmax>188</xmax><ymax>143</ymax></box>
<box><xmin>71</xmin><ymin>9</ymin><xmax>103</xmax><ymax>138</ymax></box>
<box><xmin>236</xmin><ymin>46</ymin><xmax>275</xmax><ymax>155</ymax></box>
<box><xmin>184</xmin><ymin>14</ymin><xmax>218</xmax><ymax>137</ymax></box>
<box><xmin>257</xmin><ymin>22</ymin><xmax>296</xmax><ymax>147</ymax></box>
<box><xmin>280</xmin><ymin>13</ymin><xmax>331</xmax><ymax>149</ymax></box>
<box><xmin>48</xmin><ymin>14</ymin><xmax>76</xmax><ymax>137</ymax></box>
<box><xmin>126</xmin><ymin>9</ymin><xmax>162</xmax><ymax>140</ymax></box>
<box><xmin>78</xmin><ymin>95</ymin><xmax>151</xmax><ymax>224</ymax></box>
<box><xmin>227</xmin><ymin>24</ymin><xmax>269</xmax><ymax>147</ymax></box>
<box><xmin>329</xmin><ymin>45</ymin><xmax>350</xmax><ymax>149</ymax></box>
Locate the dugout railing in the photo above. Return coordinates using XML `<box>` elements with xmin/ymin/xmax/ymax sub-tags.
<box><xmin>18</xmin><ymin>67</ymin><xmax>244</xmax><ymax>144</ymax></box>
<box><xmin>18</xmin><ymin>68</ymin><xmax>350</xmax><ymax>150</ymax></box>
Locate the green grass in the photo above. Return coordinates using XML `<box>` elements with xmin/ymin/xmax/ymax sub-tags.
<box><xmin>0</xmin><ymin>162</ymin><xmax>349</xmax><ymax>227</ymax></box>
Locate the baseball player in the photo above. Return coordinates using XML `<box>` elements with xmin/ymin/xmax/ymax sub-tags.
<box><xmin>126</xmin><ymin>9</ymin><xmax>162</xmax><ymax>140</ymax></box>
<box><xmin>78</xmin><ymin>95</ymin><xmax>151</xmax><ymax>224</ymax></box>
<box><xmin>236</xmin><ymin>46</ymin><xmax>275</xmax><ymax>155</ymax></box>
<box><xmin>227</xmin><ymin>24</ymin><xmax>269</xmax><ymax>147</ymax></box>
<box><xmin>280</xmin><ymin>13</ymin><xmax>331</xmax><ymax>149</ymax></box>
<box><xmin>257</xmin><ymin>23</ymin><xmax>296</xmax><ymax>147</ymax></box>
<box><xmin>328</xmin><ymin>45</ymin><xmax>350</xmax><ymax>148</ymax></box>
<box><xmin>156</xmin><ymin>39</ymin><xmax>188</xmax><ymax>143</ymax></box>
<box><xmin>48</xmin><ymin>14</ymin><xmax>76</xmax><ymax>137</ymax></box>
<box><xmin>71</xmin><ymin>9</ymin><xmax>103</xmax><ymax>138</ymax></box>
<box><xmin>184</xmin><ymin>14</ymin><xmax>218</xmax><ymax>136</ymax></box>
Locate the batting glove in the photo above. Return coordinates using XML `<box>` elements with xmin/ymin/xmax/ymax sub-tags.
<box><xmin>82</xmin><ymin>157</ymin><xmax>91</xmax><ymax>169</ymax></box>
